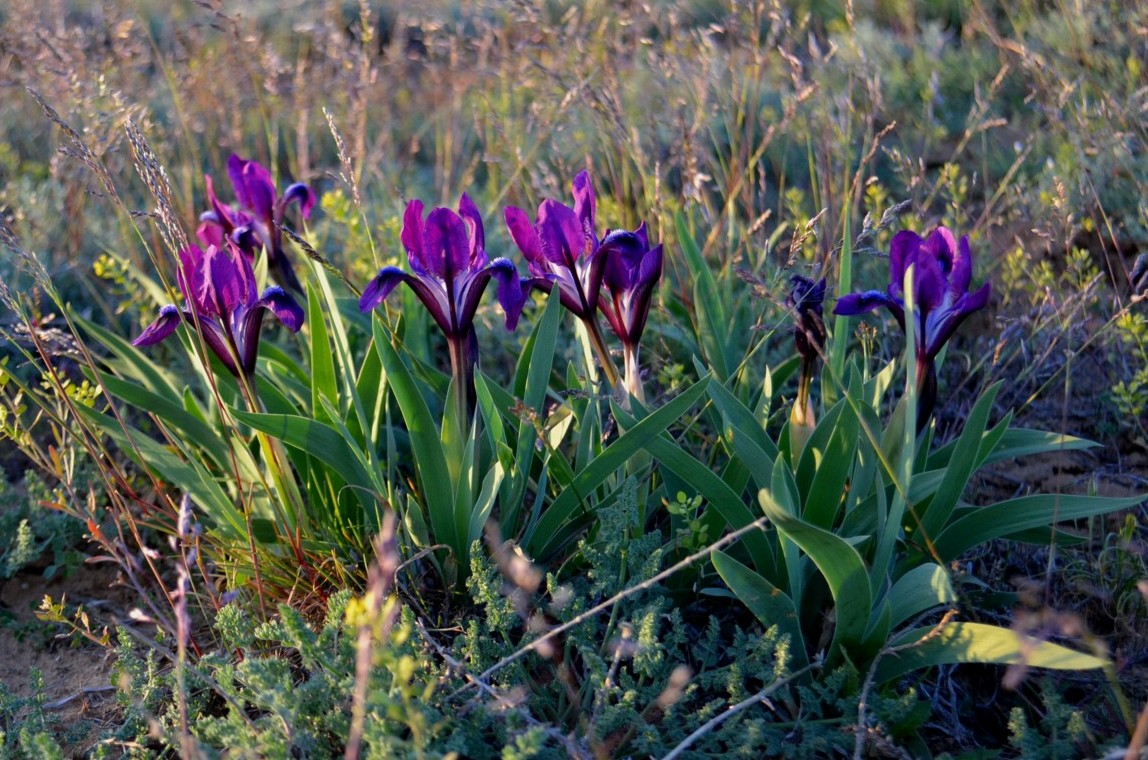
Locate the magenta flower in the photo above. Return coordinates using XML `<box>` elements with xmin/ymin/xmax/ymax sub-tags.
<box><xmin>834</xmin><ymin>227</ymin><xmax>991</xmax><ymax>429</ymax></box>
<box><xmin>599</xmin><ymin>224</ymin><xmax>663</xmax><ymax>347</ymax></box>
<box><xmin>360</xmin><ymin>194</ymin><xmax>525</xmax><ymax>338</ymax></box>
<box><xmin>505</xmin><ymin>170</ymin><xmax>632</xmax><ymax>392</ymax></box>
<box><xmin>198</xmin><ymin>154</ymin><xmax>316</xmax><ymax>294</ymax></box>
<box><xmin>196</xmin><ymin>174</ymin><xmax>253</xmax><ymax>251</ymax></box>
<box><xmin>133</xmin><ymin>242</ymin><xmax>304</xmax><ymax>379</ymax></box>
<box><xmin>504</xmin><ymin>170</ymin><xmax>607</xmax><ymax>322</ymax></box>
<box><xmin>598</xmin><ymin>224</ymin><xmax>663</xmax><ymax>401</ymax></box>
<box><xmin>359</xmin><ymin>194</ymin><xmax>525</xmax><ymax>415</ymax></box>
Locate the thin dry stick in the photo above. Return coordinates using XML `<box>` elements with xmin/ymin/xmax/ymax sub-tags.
<box><xmin>173</xmin><ymin>495</ymin><xmax>194</xmax><ymax>758</ymax></box>
<box><xmin>281</xmin><ymin>224</ymin><xmax>361</xmax><ymax>296</ymax></box>
<box><xmin>660</xmin><ymin>658</ymin><xmax>821</xmax><ymax>760</ymax></box>
<box><xmin>853</xmin><ymin>608</ymin><xmax>958</xmax><ymax>760</ymax></box>
<box><xmin>42</xmin><ymin>686</ymin><xmax>117</xmax><ymax>711</ymax></box>
<box><xmin>345</xmin><ymin>512</ymin><xmax>400</xmax><ymax>760</ymax></box>
<box><xmin>416</xmin><ymin>619</ymin><xmax>592</xmax><ymax>760</ymax></box>
<box><xmin>457</xmin><ymin>514</ymin><xmax>772</xmax><ymax>695</ymax></box>
<box><xmin>1125</xmin><ymin>698</ymin><xmax>1148</xmax><ymax>760</ymax></box>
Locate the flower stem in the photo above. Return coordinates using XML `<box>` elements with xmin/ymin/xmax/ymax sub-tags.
<box><xmin>582</xmin><ymin>316</ymin><xmax>622</xmax><ymax>393</ymax></box>
<box><xmin>237</xmin><ymin>372</ymin><xmax>308</xmax><ymax>539</ymax></box>
<box><xmin>622</xmin><ymin>344</ymin><xmax>646</xmax><ymax>406</ymax></box>
<box><xmin>795</xmin><ymin>356</ymin><xmax>816</xmax><ymax>424</ymax></box>
<box><xmin>447</xmin><ymin>333</ymin><xmax>475</xmax><ymax>431</ymax></box>
<box><xmin>915</xmin><ymin>360</ymin><xmax>937</xmax><ymax>434</ymax></box>
<box><xmin>790</xmin><ymin>356</ymin><xmax>817</xmax><ymax>462</ymax></box>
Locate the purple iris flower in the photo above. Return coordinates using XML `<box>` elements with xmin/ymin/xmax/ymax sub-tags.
<box><xmin>504</xmin><ymin>170</ymin><xmax>607</xmax><ymax>322</ymax></box>
<box><xmin>598</xmin><ymin>223</ymin><xmax>664</xmax><ymax>401</ymax></box>
<box><xmin>198</xmin><ymin>154</ymin><xmax>316</xmax><ymax>294</ymax></box>
<box><xmin>834</xmin><ymin>226</ymin><xmax>991</xmax><ymax>430</ymax></box>
<box><xmin>360</xmin><ymin>194</ymin><xmax>525</xmax><ymax>338</ymax></box>
<box><xmin>787</xmin><ymin>276</ymin><xmax>826</xmax><ymax>452</ymax></box>
<box><xmin>132</xmin><ymin>242</ymin><xmax>304</xmax><ymax>379</ymax></box>
<box><xmin>196</xmin><ymin>174</ymin><xmax>253</xmax><ymax>251</ymax></box>
<box><xmin>505</xmin><ymin>170</ymin><xmax>638</xmax><ymax>394</ymax></box>
<box><xmin>359</xmin><ymin>194</ymin><xmax>525</xmax><ymax>415</ymax></box>
<box><xmin>788</xmin><ymin>275</ymin><xmax>827</xmax><ymax>364</ymax></box>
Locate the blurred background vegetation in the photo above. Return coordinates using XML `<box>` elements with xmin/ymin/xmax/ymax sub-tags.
<box><xmin>0</xmin><ymin>0</ymin><xmax>1145</xmax><ymax>756</ymax></box>
<box><xmin>1</xmin><ymin>0</ymin><xmax>1145</xmax><ymax>442</ymax></box>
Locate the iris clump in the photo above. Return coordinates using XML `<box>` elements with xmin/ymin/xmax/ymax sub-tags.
<box><xmin>132</xmin><ymin>241</ymin><xmax>304</xmax><ymax>380</ymax></box>
<box><xmin>834</xmin><ymin>226</ymin><xmax>991</xmax><ymax>429</ymax></box>
<box><xmin>504</xmin><ymin>171</ymin><xmax>606</xmax><ymax>324</ymax></box>
<box><xmin>359</xmin><ymin>194</ymin><xmax>525</xmax><ymax>418</ymax></box>
<box><xmin>198</xmin><ymin>154</ymin><xmax>316</xmax><ymax>295</ymax></box>
<box><xmin>505</xmin><ymin>170</ymin><xmax>663</xmax><ymax>401</ymax></box>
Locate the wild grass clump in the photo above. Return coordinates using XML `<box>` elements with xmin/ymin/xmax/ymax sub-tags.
<box><xmin>0</xmin><ymin>1</ymin><xmax>1146</xmax><ymax>757</ymax></box>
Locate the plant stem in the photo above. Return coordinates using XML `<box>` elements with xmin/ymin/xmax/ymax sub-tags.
<box><xmin>790</xmin><ymin>356</ymin><xmax>817</xmax><ymax>462</ymax></box>
<box><xmin>582</xmin><ymin>316</ymin><xmax>622</xmax><ymax>392</ymax></box>
<box><xmin>448</xmin><ymin>333</ymin><xmax>475</xmax><ymax>430</ymax></box>
<box><xmin>622</xmin><ymin>344</ymin><xmax>645</xmax><ymax>405</ymax></box>
<box><xmin>237</xmin><ymin>371</ymin><xmax>308</xmax><ymax>546</ymax></box>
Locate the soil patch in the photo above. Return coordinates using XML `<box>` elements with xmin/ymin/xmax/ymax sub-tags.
<box><xmin>0</xmin><ymin>561</ymin><xmax>132</xmax><ymax>755</ymax></box>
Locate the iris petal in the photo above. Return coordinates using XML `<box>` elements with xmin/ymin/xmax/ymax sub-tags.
<box><xmin>228</xmin><ymin>154</ymin><xmax>276</xmax><ymax>224</ymax></box>
<box><xmin>359</xmin><ymin>266</ymin><xmax>411</xmax><ymax>312</ymax></box>
<box><xmin>834</xmin><ymin>289</ymin><xmax>898</xmax><ymax>316</ymax></box>
<box><xmin>457</xmin><ymin>193</ymin><xmax>486</xmax><ymax>264</ymax></box>
<box><xmin>423</xmin><ymin>207</ymin><xmax>471</xmax><ymax>282</ymax></box>
<box><xmin>206</xmin><ymin>244</ymin><xmax>246</xmax><ymax>316</ymax></box>
<box><xmin>912</xmin><ymin>246</ymin><xmax>946</xmax><ymax>314</ymax></box>
<box><xmin>282</xmin><ymin>182</ymin><xmax>317</xmax><ymax>220</ymax></box>
<box><xmin>132</xmin><ymin>305</ymin><xmax>182</xmax><ymax>347</ymax></box>
<box><xmin>948</xmin><ymin>234</ymin><xmax>974</xmax><ymax>295</ymax></box>
<box><xmin>401</xmin><ymin>200</ymin><xmax>427</xmax><ymax>273</ymax></box>
<box><xmin>572</xmin><ymin>170</ymin><xmax>598</xmax><ymax>248</ymax></box>
<box><xmin>487</xmin><ymin>258</ymin><xmax>526</xmax><ymax>330</ymax></box>
<box><xmin>504</xmin><ymin>206</ymin><xmax>543</xmax><ymax>264</ymax></box>
<box><xmin>257</xmin><ymin>286</ymin><xmax>305</xmax><ymax>333</ymax></box>
<box><xmin>923</xmin><ymin>227</ymin><xmax>958</xmax><ymax>277</ymax></box>
<box><xmin>925</xmin><ymin>282</ymin><xmax>991</xmax><ymax>358</ymax></box>
<box><xmin>536</xmin><ymin>199</ymin><xmax>585</xmax><ymax>267</ymax></box>
<box><xmin>888</xmin><ymin>230</ymin><xmax>919</xmax><ymax>298</ymax></box>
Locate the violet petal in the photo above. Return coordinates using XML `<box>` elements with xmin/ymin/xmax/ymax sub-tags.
<box><xmin>401</xmin><ymin>199</ymin><xmax>427</xmax><ymax>274</ymax></box>
<box><xmin>887</xmin><ymin>230</ymin><xmax>920</xmax><ymax>299</ymax></box>
<box><xmin>833</xmin><ymin>289</ymin><xmax>900</xmax><ymax>316</ymax></box>
<box><xmin>457</xmin><ymin>193</ymin><xmax>486</xmax><ymax>265</ymax></box>
<box><xmin>536</xmin><ymin>199</ymin><xmax>585</xmax><ymax>267</ymax></box>
<box><xmin>282</xmin><ymin>182</ymin><xmax>317</xmax><ymax>220</ymax></box>
<box><xmin>359</xmin><ymin>266</ymin><xmax>411</xmax><ymax>312</ymax></box>
<box><xmin>228</xmin><ymin>155</ymin><xmax>277</xmax><ymax>224</ymax></box>
<box><xmin>205</xmin><ymin>244</ymin><xmax>247</xmax><ymax>316</ymax></box>
<box><xmin>131</xmin><ymin>305</ymin><xmax>182</xmax><ymax>347</ymax></box>
<box><xmin>487</xmin><ymin>258</ymin><xmax>526</xmax><ymax>330</ymax></box>
<box><xmin>505</xmin><ymin>206</ymin><xmax>543</xmax><ymax>264</ymax></box>
<box><xmin>423</xmin><ymin>206</ymin><xmax>471</xmax><ymax>281</ymax></box>
<box><xmin>572</xmin><ymin>170</ymin><xmax>598</xmax><ymax>248</ymax></box>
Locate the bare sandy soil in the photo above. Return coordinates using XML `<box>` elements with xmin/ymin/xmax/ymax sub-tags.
<box><xmin>0</xmin><ymin>561</ymin><xmax>130</xmax><ymax>755</ymax></box>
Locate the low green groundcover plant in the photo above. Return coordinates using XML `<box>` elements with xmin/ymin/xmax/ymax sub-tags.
<box><xmin>1</xmin><ymin>142</ymin><xmax>1142</xmax><ymax>757</ymax></box>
